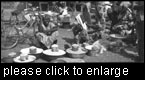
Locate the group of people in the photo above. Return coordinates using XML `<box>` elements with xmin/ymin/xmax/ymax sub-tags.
<box><xmin>5</xmin><ymin>1</ymin><xmax>144</xmax><ymax>62</ymax></box>
<box><xmin>68</xmin><ymin>1</ymin><xmax>144</xmax><ymax>62</ymax></box>
<box><xmin>103</xmin><ymin>1</ymin><xmax>144</xmax><ymax>62</ymax></box>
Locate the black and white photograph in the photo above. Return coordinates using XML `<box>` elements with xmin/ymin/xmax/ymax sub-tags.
<box><xmin>1</xmin><ymin>1</ymin><xmax>144</xmax><ymax>64</ymax></box>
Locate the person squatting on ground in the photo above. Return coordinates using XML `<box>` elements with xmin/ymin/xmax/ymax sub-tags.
<box><xmin>70</xmin><ymin>3</ymin><xmax>103</xmax><ymax>44</ymax></box>
<box><xmin>36</xmin><ymin>14</ymin><xmax>59</xmax><ymax>50</ymax></box>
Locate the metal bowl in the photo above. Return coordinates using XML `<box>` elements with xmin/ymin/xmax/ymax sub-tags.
<box><xmin>68</xmin><ymin>53</ymin><xmax>86</xmax><ymax>59</ymax></box>
<box><xmin>66</xmin><ymin>48</ymin><xmax>87</xmax><ymax>58</ymax></box>
<box><xmin>41</xmin><ymin>53</ymin><xmax>64</xmax><ymax>61</ymax></box>
<box><xmin>85</xmin><ymin>45</ymin><xmax>97</xmax><ymax>57</ymax></box>
<box><xmin>87</xmin><ymin>50</ymin><xmax>99</xmax><ymax>57</ymax></box>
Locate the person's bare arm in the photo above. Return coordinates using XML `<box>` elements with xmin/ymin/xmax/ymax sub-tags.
<box><xmin>50</xmin><ymin>27</ymin><xmax>58</xmax><ymax>33</ymax></box>
<box><xmin>41</xmin><ymin>23</ymin><xmax>47</xmax><ymax>31</ymax></box>
<box><xmin>44</xmin><ymin>23</ymin><xmax>58</xmax><ymax>35</ymax></box>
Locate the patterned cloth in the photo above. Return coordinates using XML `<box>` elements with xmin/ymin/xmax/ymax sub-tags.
<box><xmin>36</xmin><ymin>31</ymin><xmax>59</xmax><ymax>49</ymax></box>
<box><xmin>92</xmin><ymin>40</ymin><xmax>107</xmax><ymax>54</ymax></box>
<box><xmin>36</xmin><ymin>20</ymin><xmax>59</xmax><ymax>49</ymax></box>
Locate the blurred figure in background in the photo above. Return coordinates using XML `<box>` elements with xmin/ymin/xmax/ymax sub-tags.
<box><xmin>10</xmin><ymin>2</ymin><xmax>27</xmax><ymax>22</ymax></box>
<box><xmin>82</xmin><ymin>3</ymin><xmax>92</xmax><ymax>25</ymax></box>
<box><xmin>85</xmin><ymin>2</ymin><xmax>91</xmax><ymax>13</ymax></box>
<box><xmin>133</xmin><ymin>1</ymin><xmax>144</xmax><ymax>62</ymax></box>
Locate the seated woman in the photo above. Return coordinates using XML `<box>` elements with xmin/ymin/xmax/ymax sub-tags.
<box><xmin>36</xmin><ymin>15</ymin><xmax>59</xmax><ymax>50</ymax></box>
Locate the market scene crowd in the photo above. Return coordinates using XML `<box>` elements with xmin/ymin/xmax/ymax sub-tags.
<box><xmin>1</xmin><ymin>1</ymin><xmax>144</xmax><ymax>63</ymax></box>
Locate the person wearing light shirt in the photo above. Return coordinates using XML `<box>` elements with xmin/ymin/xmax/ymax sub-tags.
<box><xmin>36</xmin><ymin>15</ymin><xmax>59</xmax><ymax>49</ymax></box>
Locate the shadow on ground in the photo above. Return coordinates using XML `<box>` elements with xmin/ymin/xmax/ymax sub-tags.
<box><xmin>107</xmin><ymin>48</ymin><xmax>141</xmax><ymax>62</ymax></box>
<box><xmin>62</xmin><ymin>37</ymin><xmax>76</xmax><ymax>45</ymax></box>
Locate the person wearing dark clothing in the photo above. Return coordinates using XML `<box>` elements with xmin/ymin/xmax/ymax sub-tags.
<box><xmin>72</xmin><ymin>24</ymin><xmax>88</xmax><ymax>44</ymax></box>
<box><xmin>82</xmin><ymin>4</ymin><xmax>92</xmax><ymax>25</ymax></box>
<box><xmin>107</xmin><ymin>3</ymin><xmax>133</xmax><ymax>34</ymax></box>
<box><xmin>107</xmin><ymin>3</ymin><xmax>123</xmax><ymax>27</ymax></box>
<box><xmin>133</xmin><ymin>2</ymin><xmax>144</xmax><ymax>62</ymax></box>
<box><xmin>107</xmin><ymin>5</ymin><xmax>120</xmax><ymax>33</ymax></box>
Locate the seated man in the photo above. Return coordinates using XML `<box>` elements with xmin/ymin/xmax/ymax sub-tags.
<box><xmin>36</xmin><ymin>15</ymin><xmax>59</xmax><ymax>50</ymax></box>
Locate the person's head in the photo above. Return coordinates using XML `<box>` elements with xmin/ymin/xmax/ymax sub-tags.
<box><xmin>52</xmin><ymin>2</ymin><xmax>56</xmax><ymax>5</ymax></box>
<box><xmin>61</xmin><ymin>1</ymin><xmax>66</xmax><ymax>8</ymax></box>
<box><xmin>83</xmin><ymin>4</ymin><xmax>88</xmax><ymax>12</ymax></box>
<box><xmin>43</xmin><ymin>15</ymin><xmax>50</xmax><ymax>26</ymax></box>
<box><xmin>28</xmin><ymin>3</ymin><xmax>33</xmax><ymax>8</ymax></box>
<box><xmin>107</xmin><ymin>8</ymin><xmax>113</xmax><ymax>13</ymax></box>
<box><xmin>113</xmin><ymin>1</ymin><xmax>119</xmax><ymax>6</ymax></box>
